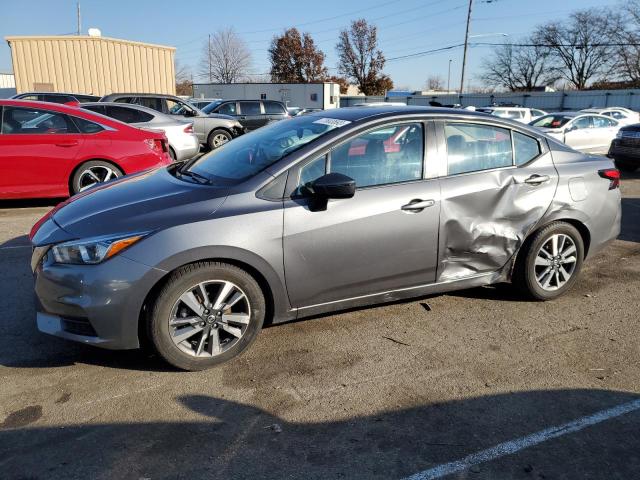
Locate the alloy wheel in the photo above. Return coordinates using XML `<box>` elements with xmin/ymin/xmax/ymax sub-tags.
<box><xmin>212</xmin><ymin>133</ymin><xmax>230</xmax><ymax>148</ymax></box>
<box><xmin>77</xmin><ymin>165</ymin><xmax>119</xmax><ymax>192</ymax></box>
<box><xmin>534</xmin><ymin>233</ymin><xmax>577</xmax><ymax>291</ymax></box>
<box><xmin>169</xmin><ymin>280</ymin><xmax>251</xmax><ymax>357</ymax></box>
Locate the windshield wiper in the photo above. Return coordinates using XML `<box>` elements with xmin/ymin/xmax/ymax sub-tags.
<box><xmin>176</xmin><ymin>168</ymin><xmax>212</xmax><ymax>185</ymax></box>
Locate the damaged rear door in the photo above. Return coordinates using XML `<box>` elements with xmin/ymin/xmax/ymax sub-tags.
<box><xmin>435</xmin><ymin>120</ymin><xmax>558</xmax><ymax>281</ymax></box>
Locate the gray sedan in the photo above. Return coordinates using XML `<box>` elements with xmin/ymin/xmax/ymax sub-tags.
<box><xmin>31</xmin><ymin>106</ymin><xmax>621</xmax><ymax>370</ymax></box>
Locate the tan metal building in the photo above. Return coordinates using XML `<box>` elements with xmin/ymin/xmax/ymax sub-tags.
<box><xmin>5</xmin><ymin>35</ymin><xmax>175</xmax><ymax>96</ymax></box>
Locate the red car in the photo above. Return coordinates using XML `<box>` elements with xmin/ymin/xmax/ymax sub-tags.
<box><xmin>0</xmin><ymin>99</ymin><xmax>172</xmax><ymax>199</ymax></box>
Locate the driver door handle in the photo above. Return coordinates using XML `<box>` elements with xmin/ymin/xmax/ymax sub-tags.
<box><xmin>524</xmin><ymin>174</ymin><xmax>550</xmax><ymax>185</ymax></box>
<box><xmin>54</xmin><ymin>140</ymin><xmax>79</xmax><ymax>147</ymax></box>
<box><xmin>401</xmin><ymin>199</ymin><xmax>435</xmax><ymax>212</ymax></box>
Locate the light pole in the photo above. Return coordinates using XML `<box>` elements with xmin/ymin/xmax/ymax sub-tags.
<box><xmin>460</xmin><ymin>0</ymin><xmax>473</xmax><ymax>94</ymax></box>
<box><xmin>447</xmin><ymin>59</ymin><xmax>452</xmax><ymax>93</ymax></box>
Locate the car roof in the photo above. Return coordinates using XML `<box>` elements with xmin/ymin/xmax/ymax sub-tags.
<box><xmin>304</xmin><ymin>105</ymin><xmax>491</xmax><ymax>122</ymax></box>
<box><xmin>14</xmin><ymin>91</ymin><xmax>98</xmax><ymax>97</ymax></box>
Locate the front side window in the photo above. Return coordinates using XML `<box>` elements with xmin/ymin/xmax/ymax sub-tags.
<box><xmin>135</xmin><ymin>97</ymin><xmax>163</xmax><ymax>112</ymax></box>
<box><xmin>571</xmin><ymin>117</ymin><xmax>592</xmax><ymax>130</ymax></box>
<box><xmin>186</xmin><ymin>116</ymin><xmax>344</xmax><ymax>185</ymax></box>
<box><xmin>264</xmin><ymin>101</ymin><xmax>286</xmax><ymax>114</ymax></box>
<box><xmin>106</xmin><ymin>106</ymin><xmax>153</xmax><ymax>123</ymax></box>
<box><xmin>296</xmin><ymin>123</ymin><xmax>424</xmax><ymax>190</ymax></box>
<box><xmin>1</xmin><ymin>106</ymin><xmax>78</xmax><ymax>134</ymax></box>
<box><xmin>445</xmin><ymin>123</ymin><xmax>512</xmax><ymax>175</ymax></box>
<box><xmin>239</xmin><ymin>101</ymin><xmax>261</xmax><ymax>115</ymax></box>
<box><xmin>513</xmin><ymin>132</ymin><xmax>540</xmax><ymax>166</ymax></box>
<box><xmin>166</xmin><ymin>99</ymin><xmax>193</xmax><ymax>116</ymax></box>
<box><xmin>593</xmin><ymin>116</ymin><xmax>616</xmax><ymax>128</ymax></box>
<box><xmin>530</xmin><ymin>115</ymin><xmax>572</xmax><ymax>129</ymax></box>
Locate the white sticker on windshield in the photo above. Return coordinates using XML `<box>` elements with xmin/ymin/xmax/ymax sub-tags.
<box><xmin>312</xmin><ymin>118</ymin><xmax>352</xmax><ymax>128</ymax></box>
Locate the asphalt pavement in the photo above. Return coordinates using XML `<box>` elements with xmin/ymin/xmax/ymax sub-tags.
<box><xmin>0</xmin><ymin>172</ymin><xmax>639</xmax><ymax>480</ymax></box>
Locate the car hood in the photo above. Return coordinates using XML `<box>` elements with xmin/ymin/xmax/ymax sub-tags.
<box><xmin>47</xmin><ymin>167</ymin><xmax>230</xmax><ymax>240</ymax></box>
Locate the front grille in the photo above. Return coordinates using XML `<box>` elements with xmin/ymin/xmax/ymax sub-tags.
<box><xmin>61</xmin><ymin>318</ymin><xmax>97</xmax><ymax>337</ymax></box>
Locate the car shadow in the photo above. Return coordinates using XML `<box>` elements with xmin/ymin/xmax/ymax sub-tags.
<box><xmin>1</xmin><ymin>389</ymin><xmax>639</xmax><ymax>479</ymax></box>
<box><xmin>0</xmin><ymin>197</ymin><xmax>64</xmax><ymax>209</ymax></box>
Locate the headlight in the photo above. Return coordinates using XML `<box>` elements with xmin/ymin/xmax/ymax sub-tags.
<box><xmin>51</xmin><ymin>233</ymin><xmax>147</xmax><ymax>265</ymax></box>
<box><xmin>616</xmin><ymin>130</ymin><xmax>623</xmax><ymax>139</ymax></box>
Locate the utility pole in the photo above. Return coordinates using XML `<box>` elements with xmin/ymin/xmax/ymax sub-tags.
<box><xmin>460</xmin><ymin>0</ymin><xmax>473</xmax><ymax>94</ymax></box>
<box><xmin>208</xmin><ymin>33</ymin><xmax>212</xmax><ymax>82</ymax></box>
<box><xmin>447</xmin><ymin>59</ymin><xmax>452</xmax><ymax>92</ymax></box>
<box><xmin>76</xmin><ymin>2</ymin><xmax>81</xmax><ymax>35</ymax></box>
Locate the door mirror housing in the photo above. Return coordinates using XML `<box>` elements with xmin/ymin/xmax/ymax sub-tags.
<box><xmin>311</xmin><ymin>173</ymin><xmax>355</xmax><ymax>199</ymax></box>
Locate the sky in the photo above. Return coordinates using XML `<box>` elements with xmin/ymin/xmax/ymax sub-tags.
<box><xmin>0</xmin><ymin>0</ymin><xmax>625</xmax><ymax>91</ymax></box>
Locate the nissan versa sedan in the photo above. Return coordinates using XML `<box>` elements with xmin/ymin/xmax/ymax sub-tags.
<box><xmin>30</xmin><ymin>106</ymin><xmax>621</xmax><ymax>371</ymax></box>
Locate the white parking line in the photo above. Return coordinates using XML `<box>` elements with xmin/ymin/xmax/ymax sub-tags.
<box><xmin>404</xmin><ymin>398</ymin><xmax>640</xmax><ymax>480</ymax></box>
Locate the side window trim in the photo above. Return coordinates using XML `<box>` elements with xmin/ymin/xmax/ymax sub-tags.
<box><xmin>512</xmin><ymin>130</ymin><xmax>543</xmax><ymax>167</ymax></box>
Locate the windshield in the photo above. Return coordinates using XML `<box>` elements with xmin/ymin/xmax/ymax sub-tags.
<box><xmin>185</xmin><ymin>116</ymin><xmax>347</xmax><ymax>184</ymax></box>
<box><xmin>530</xmin><ymin>114</ymin><xmax>573</xmax><ymax>129</ymax></box>
<box><xmin>202</xmin><ymin>101</ymin><xmax>223</xmax><ymax>114</ymax></box>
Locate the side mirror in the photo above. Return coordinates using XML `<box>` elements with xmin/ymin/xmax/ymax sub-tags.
<box><xmin>311</xmin><ymin>173</ymin><xmax>355</xmax><ymax>199</ymax></box>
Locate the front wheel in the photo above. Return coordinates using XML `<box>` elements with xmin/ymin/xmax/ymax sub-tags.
<box><xmin>71</xmin><ymin>160</ymin><xmax>123</xmax><ymax>195</ymax></box>
<box><xmin>514</xmin><ymin>222</ymin><xmax>584</xmax><ymax>300</ymax></box>
<box><xmin>148</xmin><ymin>262</ymin><xmax>265</xmax><ymax>371</ymax></box>
<box><xmin>207</xmin><ymin>129</ymin><xmax>232</xmax><ymax>150</ymax></box>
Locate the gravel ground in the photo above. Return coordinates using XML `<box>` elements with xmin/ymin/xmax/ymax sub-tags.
<box><xmin>0</xmin><ymin>171</ymin><xmax>639</xmax><ymax>480</ymax></box>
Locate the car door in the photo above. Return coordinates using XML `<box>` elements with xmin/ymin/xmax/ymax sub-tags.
<box><xmin>0</xmin><ymin>105</ymin><xmax>84</xmax><ymax>197</ymax></box>
<box><xmin>591</xmin><ymin>116</ymin><xmax>619</xmax><ymax>154</ymax></box>
<box><xmin>263</xmin><ymin>101</ymin><xmax>287</xmax><ymax>124</ymax></box>
<box><xmin>563</xmin><ymin>116</ymin><xmax>593</xmax><ymax>151</ymax></box>
<box><xmin>436</xmin><ymin>120</ymin><xmax>558</xmax><ymax>281</ymax></box>
<box><xmin>238</xmin><ymin>101</ymin><xmax>264</xmax><ymax>130</ymax></box>
<box><xmin>283</xmin><ymin>121</ymin><xmax>441</xmax><ymax>308</ymax></box>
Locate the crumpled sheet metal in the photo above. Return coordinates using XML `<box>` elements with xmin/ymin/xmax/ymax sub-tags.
<box><xmin>437</xmin><ymin>163</ymin><xmax>557</xmax><ymax>281</ymax></box>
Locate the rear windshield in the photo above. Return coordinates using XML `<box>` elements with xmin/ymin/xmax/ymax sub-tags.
<box><xmin>530</xmin><ymin>115</ymin><xmax>572</xmax><ymax>129</ymax></box>
<box><xmin>185</xmin><ymin>116</ymin><xmax>347</xmax><ymax>185</ymax></box>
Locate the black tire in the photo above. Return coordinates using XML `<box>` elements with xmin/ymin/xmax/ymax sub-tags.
<box><xmin>71</xmin><ymin>160</ymin><xmax>123</xmax><ymax>195</ymax></box>
<box><xmin>207</xmin><ymin>129</ymin><xmax>232</xmax><ymax>150</ymax></box>
<box><xmin>148</xmin><ymin>262</ymin><xmax>265</xmax><ymax>371</ymax></box>
<box><xmin>513</xmin><ymin>222</ymin><xmax>584</xmax><ymax>301</ymax></box>
<box><xmin>614</xmin><ymin>159</ymin><xmax>638</xmax><ymax>172</ymax></box>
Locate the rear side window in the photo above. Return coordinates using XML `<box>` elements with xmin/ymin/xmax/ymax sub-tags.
<box><xmin>44</xmin><ymin>94</ymin><xmax>75</xmax><ymax>104</ymax></box>
<box><xmin>72</xmin><ymin>116</ymin><xmax>104</xmax><ymax>134</ymax></box>
<box><xmin>82</xmin><ymin>105</ymin><xmax>106</xmax><ymax>116</ymax></box>
<box><xmin>1</xmin><ymin>106</ymin><xmax>78</xmax><ymax>134</ymax></box>
<box><xmin>445</xmin><ymin>123</ymin><xmax>513</xmax><ymax>175</ymax></box>
<box><xmin>264</xmin><ymin>101</ymin><xmax>286</xmax><ymax>114</ymax></box>
<box><xmin>239</xmin><ymin>101</ymin><xmax>261</xmax><ymax>115</ymax></box>
<box><xmin>134</xmin><ymin>97</ymin><xmax>163</xmax><ymax>112</ymax></box>
<box><xmin>513</xmin><ymin>132</ymin><xmax>540</xmax><ymax>166</ymax></box>
<box><xmin>593</xmin><ymin>116</ymin><xmax>616</xmax><ymax>128</ymax></box>
<box><xmin>105</xmin><ymin>105</ymin><xmax>153</xmax><ymax>123</ymax></box>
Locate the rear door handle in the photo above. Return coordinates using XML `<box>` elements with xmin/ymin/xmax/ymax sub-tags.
<box><xmin>524</xmin><ymin>174</ymin><xmax>550</xmax><ymax>185</ymax></box>
<box><xmin>401</xmin><ymin>199</ymin><xmax>435</xmax><ymax>212</ymax></box>
<box><xmin>55</xmin><ymin>140</ymin><xmax>79</xmax><ymax>147</ymax></box>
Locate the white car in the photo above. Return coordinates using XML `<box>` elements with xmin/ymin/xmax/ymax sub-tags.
<box><xmin>580</xmin><ymin>107</ymin><xmax>640</xmax><ymax>126</ymax></box>
<box><xmin>477</xmin><ymin>106</ymin><xmax>547</xmax><ymax>124</ymax></box>
<box><xmin>530</xmin><ymin>112</ymin><xmax>620</xmax><ymax>154</ymax></box>
<box><xmin>83</xmin><ymin>102</ymin><xmax>200</xmax><ymax>161</ymax></box>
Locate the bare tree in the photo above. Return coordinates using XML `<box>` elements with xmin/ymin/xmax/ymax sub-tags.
<box><xmin>175</xmin><ymin>60</ymin><xmax>193</xmax><ymax>96</ymax></box>
<box><xmin>336</xmin><ymin>19</ymin><xmax>392</xmax><ymax>95</ymax></box>
<box><xmin>533</xmin><ymin>9</ymin><xmax>616</xmax><ymax>90</ymax></box>
<box><xmin>199</xmin><ymin>28</ymin><xmax>251</xmax><ymax>83</ymax></box>
<box><xmin>481</xmin><ymin>39</ymin><xmax>557</xmax><ymax>91</ymax></box>
<box><xmin>425</xmin><ymin>75</ymin><xmax>445</xmax><ymax>91</ymax></box>
<box><xmin>269</xmin><ymin>28</ymin><xmax>328</xmax><ymax>82</ymax></box>
<box><xmin>611</xmin><ymin>2</ymin><xmax>640</xmax><ymax>84</ymax></box>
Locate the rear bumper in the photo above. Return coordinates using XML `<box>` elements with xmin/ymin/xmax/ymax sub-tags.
<box><xmin>33</xmin><ymin>251</ymin><xmax>166</xmax><ymax>350</ymax></box>
<box><xmin>608</xmin><ymin>141</ymin><xmax>640</xmax><ymax>163</ymax></box>
<box><xmin>172</xmin><ymin>134</ymin><xmax>200</xmax><ymax>161</ymax></box>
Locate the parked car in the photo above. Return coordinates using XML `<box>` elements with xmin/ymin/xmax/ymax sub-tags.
<box><xmin>530</xmin><ymin>112</ymin><xmax>620</xmax><ymax>154</ymax></box>
<box><xmin>12</xmin><ymin>92</ymin><xmax>101</xmax><ymax>104</ymax></box>
<box><xmin>477</xmin><ymin>106</ymin><xmax>547</xmax><ymax>123</ymax></box>
<box><xmin>82</xmin><ymin>102</ymin><xmax>199</xmax><ymax>161</ymax></box>
<box><xmin>298</xmin><ymin>108</ymin><xmax>323</xmax><ymax>115</ymax></box>
<box><xmin>0</xmin><ymin>99</ymin><xmax>171</xmax><ymax>199</ymax></box>
<box><xmin>100</xmin><ymin>93</ymin><xmax>245</xmax><ymax>149</ymax></box>
<box><xmin>352</xmin><ymin>102</ymin><xmax>407</xmax><ymax>107</ymax></box>
<box><xmin>30</xmin><ymin>106</ymin><xmax>621</xmax><ymax>370</ymax></box>
<box><xmin>608</xmin><ymin>124</ymin><xmax>640</xmax><ymax>172</ymax></box>
<box><xmin>189</xmin><ymin>98</ymin><xmax>221</xmax><ymax>110</ymax></box>
<box><xmin>287</xmin><ymin>106</ymin><xmax>303</xmax><ymax>116</ymax></box>
<box><xmin>581</xmin><ymin>107</ymin><xmax>640</xmax><ymax>126</ymax></box>
<box><xmin>201</xmin><ymin>99</ymin><xmax>289</xmax><ymax>130</ymax></box>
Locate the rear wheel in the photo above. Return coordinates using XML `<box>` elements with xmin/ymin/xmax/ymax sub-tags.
<box><xmin>207</xmin><ymin>129</ymin><xmax>232</xmax><ymax>150</ymax></box>
<box><xmin>614</xmin><ymin>158</ymin><xmax>638</xmax><ymax>172</ymax></box>
<box><xmin>148</xmin><ymin>262</ymin><xmax>265</xmax><ymax>371</ymax></box>
<box><xmin>71</xmin><ymin>160</ymin><xmax>123</xmax><ymax>195</ymax></box>
<box><xmin>514</xmin><ymin>222</ymin><xmax>584</xmax><ymax>300</ymax></box>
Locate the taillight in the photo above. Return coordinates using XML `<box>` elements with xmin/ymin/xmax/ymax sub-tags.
<box><xmin>598</xmin><ymin>168</ymin><xmax>620</xmax><ymax>189</ymax></box>
<box><xmin>184</xmin><ymin>124</ymin><xmax>194</xmax><ymax>134</ymax></box>
<box><xmin>144</xmin><ymin>138</ymin><xmax>168</xmax><ymax>154</ymax></box>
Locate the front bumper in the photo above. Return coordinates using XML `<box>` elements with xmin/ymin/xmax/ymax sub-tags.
<box><xmin>33</xmin><ymin>249</ymin><xmax>166</xmax><ymax>350</ymax></box>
